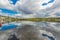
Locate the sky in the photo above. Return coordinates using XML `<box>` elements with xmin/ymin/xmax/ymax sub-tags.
<box><xmin>0</xmin><ymin>0</ymin><xmax>60</xmax><ymax>18</ymax></box>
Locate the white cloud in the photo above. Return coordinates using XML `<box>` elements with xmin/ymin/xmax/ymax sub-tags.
<box><xmin>0</xmin><ymin>0</ymin><xmax>60</xmax><ymax>18</ymax></box>
<box><xmin>0</xmin><ymin>0</ymin><xmax>14</xmax><ymax>10</ymax></box>
<box><xmin>0</xmin><ymin>0</ymin><xmax>22</xmax><ymax>11</ymax></box>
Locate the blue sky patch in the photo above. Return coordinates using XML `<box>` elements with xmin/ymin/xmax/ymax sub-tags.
<box><xmin>9</xmin><ymin>0</ymin><xmax>19</xmax><ymax>5</ymax></box>
<box><xmin>48</xmin><ymin>0</ymin><xmax>54</xmax><ymax>3</ymax></box>
<box><xmin>42</xmin><ymin>0</ymin><xmax>55</xmax><ymax>6</ymax></box>
<box><xmin>0</xmin><ymin>8</ymin><xmax>19</xmax><ymax>15</ymax></box>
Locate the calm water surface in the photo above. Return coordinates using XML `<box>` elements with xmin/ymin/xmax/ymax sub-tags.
<box><xmin>0</xmin><ymin>21</ymin><xmax>60</xmax><ymax>40</ymax></box>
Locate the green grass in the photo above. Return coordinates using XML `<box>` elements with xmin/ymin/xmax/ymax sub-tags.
<box><xmin>0</xmin><ymin>15</ymin><xmax>60</xmax><ymax>22</ymax></box>
<box><xmin>17</xmin><ymin>18</ymin><xmax>60</xmax><ymax>22</ymax></box>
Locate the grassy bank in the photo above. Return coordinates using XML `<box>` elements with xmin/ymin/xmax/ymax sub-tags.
<box><xmin>7</xmin><ymin>17</ymin><xmax>60</xmax><ymax>22</ymax></box>
<box><xmin>17</xmin><ymin>18</ymin><xmax>60</xmax><ymax>22</ymax></box>
<box><xmin>0</xmin><ymin>15</ymin><xmax>60</xmax><ymax>22</ymax></box>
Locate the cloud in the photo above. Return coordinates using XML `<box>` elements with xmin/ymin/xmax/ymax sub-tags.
<box><xmin>0</xmin><ymin>0</ymin><xmax>60</xmax><ymax>18</ymax></box>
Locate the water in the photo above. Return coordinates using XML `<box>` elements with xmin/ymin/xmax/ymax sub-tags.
<box><xmin>21</xmin><ymin>21</ymin><xmax>60</xmax><ymax>40</ymax></box>
<box><xmin>42</xmin><ymin>34</ymin><xmax>55</xmax><ymax>40</ymax></box>
<box><xmin>34</xmin><ymin>22</ymin><xmax>60</xmax><ymax>40</ymax></box>
<box><xmin>0</xmin><ymin>21</ymin><xmax>60</xmax><ymax>40</ymax></box>
<box><xmin>0</xmin><ymin>22</ymin><xmax>21</xmax><ymax>31</ymax></box>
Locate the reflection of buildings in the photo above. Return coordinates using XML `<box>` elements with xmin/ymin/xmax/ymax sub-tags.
<box><xmin>0</xmin><ymin>16</ymin><xmax>6</xmax><ymax>23</ymax></box>
<box><xmin>0</xmin><ymin>15</ymin><xmax>16</xmax><ymax>23</ymax></box>
<box><xmin>0</xmin><ymin>16</ymin><xmax>11</xmax><ymax>24</ymax></box>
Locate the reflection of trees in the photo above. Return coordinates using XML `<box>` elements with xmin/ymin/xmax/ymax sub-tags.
<box><xmin>8</xmin><ymin>34</ymin><xmax>19</xmax><ymax>40</ymax></box>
